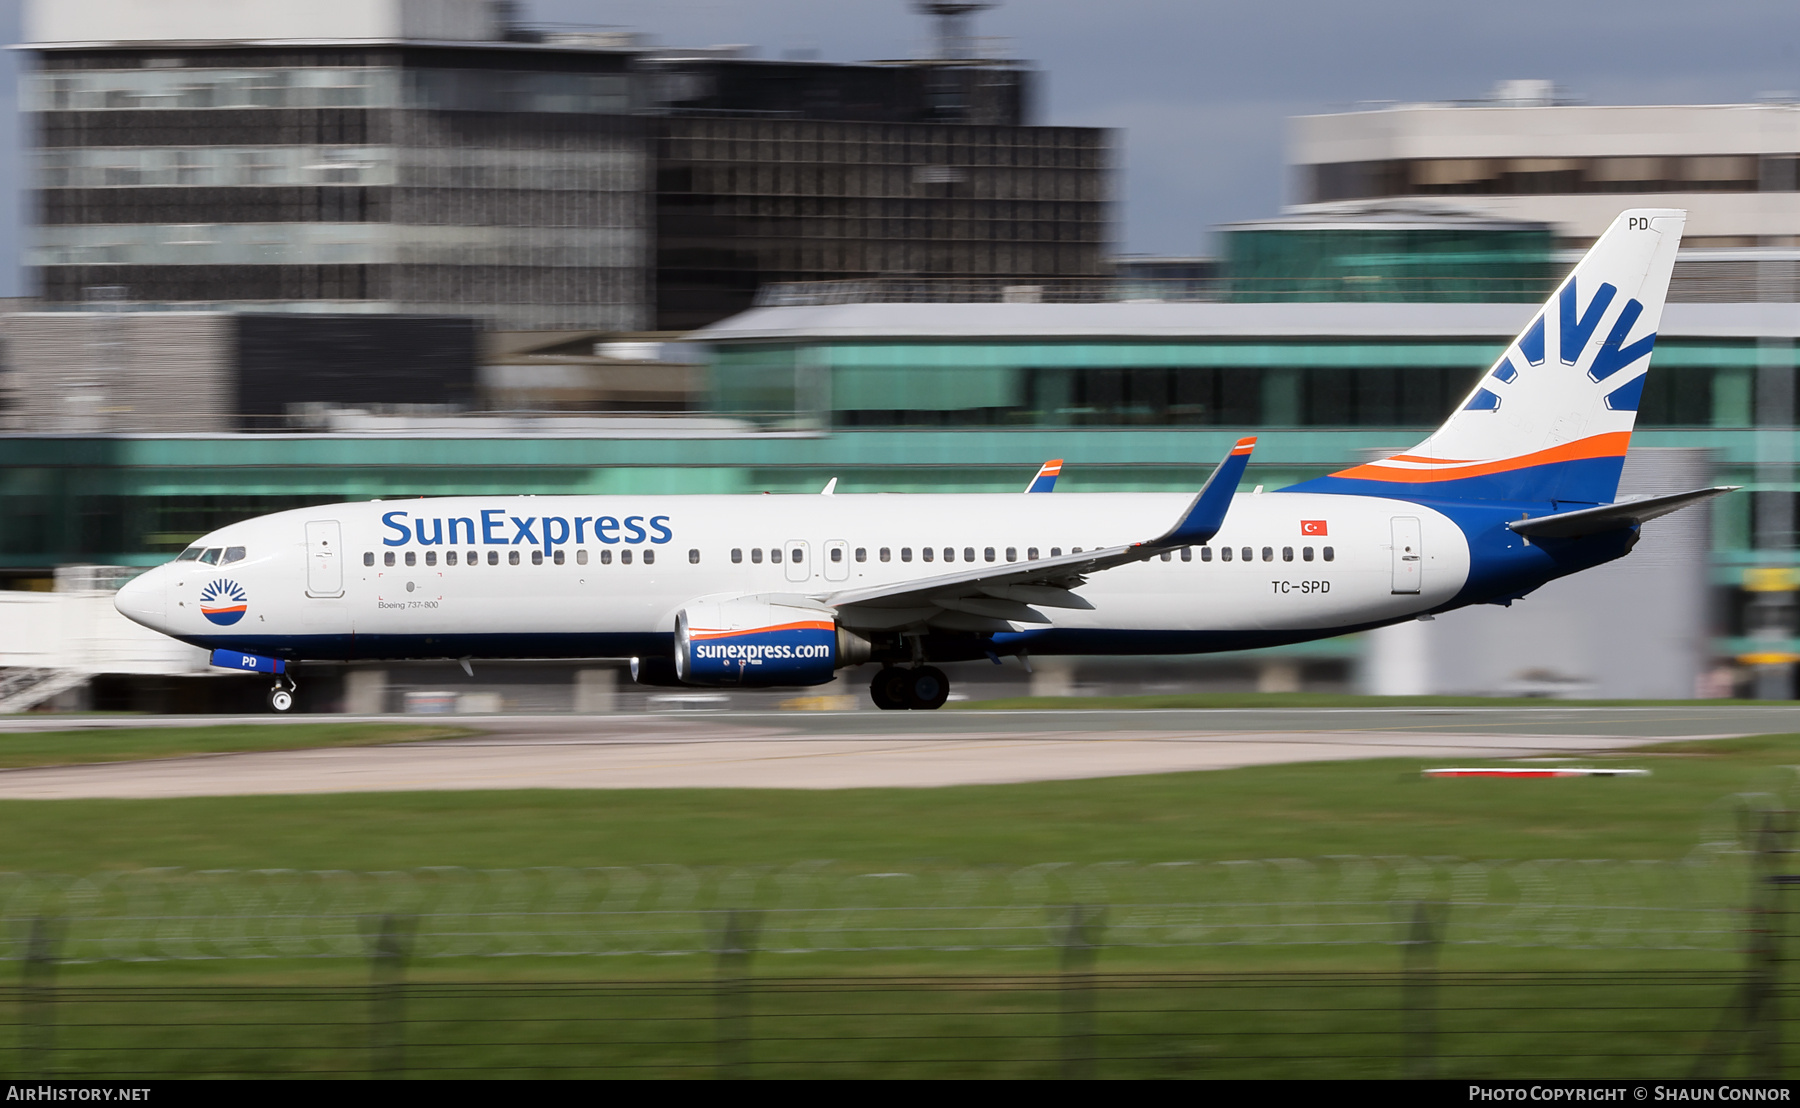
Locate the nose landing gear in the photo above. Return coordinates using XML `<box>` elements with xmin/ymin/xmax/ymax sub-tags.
<box><xmin>869</xmin><ymin>665</ymin><xmax>950</xmax><ymax>711</ymax></box>
<box><xmin>266</xmin><ymin>673</ymin><xmax>297</xmax><ymax>713</ymax></box>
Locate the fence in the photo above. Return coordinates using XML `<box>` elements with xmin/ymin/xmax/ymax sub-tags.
<box><xmin>0</xmin><ymin>856</ymin><xmax>1755</xmax><ymax>964</ymax></box>
<box><xmin>0</xmin><ymin>847</ymin><xmax>1791</xmax><ymax>1077</ymax></box>
<box><xmin>0</xmin><ymin>970</ymin><xmax>1776</xmax><ymax>1079</ymax></box>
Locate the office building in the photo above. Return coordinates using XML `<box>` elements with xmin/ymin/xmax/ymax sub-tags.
<box><xmin>20</xmin><ymin>0</ymin><xmax>1111</xmax><ymax>332</ymax></box>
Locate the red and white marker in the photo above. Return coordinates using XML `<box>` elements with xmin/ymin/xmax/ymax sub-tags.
<box><xmin>1423</xmin><ymin>767</ymin><xmax>1649</xmax><ymax>778</ymax></box>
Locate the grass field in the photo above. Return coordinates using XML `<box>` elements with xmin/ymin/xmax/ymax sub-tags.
<box><xmin>0</xmin><ymin>723</ymin><xmax>1791</xmax><ymax>1077</ymax></box>
<box><xmin>0</xmin><ymin>722</ymin><xmax>468</xmax><ymax>772</ymax></box>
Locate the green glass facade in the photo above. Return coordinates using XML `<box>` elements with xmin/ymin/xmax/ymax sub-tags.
<box><xmin>0</xmin><ymin>330</ymin><xmax>1788</xmax><ymax>659</ymax></box>
<box><xmin>711</xmin><ymin>338</ymin><xmax>1770</xmax><ymax>430</ymax></box>
<box><xmin>1224</xmin><ymin>226</ymin><xmax>1557</xmax><ymax>302</ymax></box>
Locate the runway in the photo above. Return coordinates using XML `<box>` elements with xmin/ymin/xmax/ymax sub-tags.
<box><xmin>0</xmin><ymin>705</ymin><xmax>1786</xmax><ymax>798</ymax></box>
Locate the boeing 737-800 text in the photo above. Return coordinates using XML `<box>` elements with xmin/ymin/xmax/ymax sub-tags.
<box><xmin>115</xmin><ymin>209</ymin><xmax>1729</xmax><ymax>711</ymax></box>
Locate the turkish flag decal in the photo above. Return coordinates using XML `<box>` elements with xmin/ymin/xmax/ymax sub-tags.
<box><xmin>1301</xmin><ymin>520</ymin><xmax>1328</xmax><ymax>536</ymax></box>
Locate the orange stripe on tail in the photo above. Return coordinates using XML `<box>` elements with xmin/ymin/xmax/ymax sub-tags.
<box><xmin>1327</xmin><ymin>432</ymin><xmax>1631</xmax><ymax>484</ymax></box>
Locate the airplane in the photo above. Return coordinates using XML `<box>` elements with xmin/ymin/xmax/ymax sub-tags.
<box><xmin>115</xmin><ymin>209</ymin><xmax>1731</xmax><ymax>713</ymax></box>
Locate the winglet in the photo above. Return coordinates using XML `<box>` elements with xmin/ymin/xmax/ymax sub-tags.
<box><xmin>1152</xmin><ymin>437</ymin><xmax>1256</xmax><ymax>547</ymax></box>
<box><xmin>1024</xmin><ymin>459</ymin><xmax>1063</xmax><ymax>493</ymax></box>
<box><xmin>821</xmin><ymin>478</ymin><xmax>838</xmax><ymax>496</ymax></box>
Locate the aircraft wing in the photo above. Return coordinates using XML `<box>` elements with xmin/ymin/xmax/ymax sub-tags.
<box><xmin>1507</xmin><ymin>485</ymin><xmax>1737</xmax><ymax>539</ymax></box>
<box><xmin>819</xmin><ymin>437</ymin><xmax>1255</xmax><ymax>633</ymax></box>
<box><xmin>1023</xmin><ymin>459</ymin><xmax>1063</xmax><ymax>493</ymax></box>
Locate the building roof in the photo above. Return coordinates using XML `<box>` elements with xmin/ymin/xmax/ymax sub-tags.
<box><xmin>1220</xmin><ymin>200</ymin><xmax>1551</xmax><ymax>234</ymax></box>
<box><xmin>689</xmin><ymin>300</ymin><xmax>1800</xmax><ymax>343</ymax></box>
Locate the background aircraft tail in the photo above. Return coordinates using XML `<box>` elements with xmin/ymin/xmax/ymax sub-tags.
<box><xmin>1288</xmin><ymin>209</ymin><xmax>1685</xmax><ymax>505</ymax></box>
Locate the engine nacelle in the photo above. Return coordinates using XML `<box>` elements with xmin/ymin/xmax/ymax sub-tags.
<box><xmin>674</xmin><ymin>598</ymin><xmax>868</xmax><ymax>687</ymax></box>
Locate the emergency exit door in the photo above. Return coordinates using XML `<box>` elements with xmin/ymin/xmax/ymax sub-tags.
<box><xmin>1391</xmin><ymin>517</ymin><xmax>1421</xmax><ymax>595</ymax></box>
<box><xmin>784</xmin><ymin>540</ymin><xmax>811</xmax><ymax>583</ymax></box>
<box><xmin>306</xmin><ymin>520</ymin><xmax>344</xmax><ymax>597</ymax></box>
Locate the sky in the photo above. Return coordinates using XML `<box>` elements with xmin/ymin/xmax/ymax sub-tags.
<box><xmin>3</xmin><ymin>0</ymin><xmax>1799</xmax><ymax>295</ymax></box>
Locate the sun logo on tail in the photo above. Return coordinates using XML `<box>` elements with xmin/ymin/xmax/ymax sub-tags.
<box><xmin>199</xmin><ymin>579</ymin><xmax>248</xmax><ymax>626</ymax></box>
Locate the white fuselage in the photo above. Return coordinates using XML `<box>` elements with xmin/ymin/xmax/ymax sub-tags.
<box><xmin>116</xmin><ymin>491</ymin><xmax>1471</xmax><ymax>660</ymax></box>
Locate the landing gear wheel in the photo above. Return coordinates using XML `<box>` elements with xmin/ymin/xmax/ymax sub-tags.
<box><xmin>905</xmin><ymin>666</ymin><xmax>950</xmax><ymax>711</ymax></box>
<box><xmin>870</xmin><ymin>667</ymin><xmax>909</xmax><ymax>711</ymax></box>
<box><xmin>267</xmin><ymin>687</ymin><xmax>294</xmax><ymax>713</ymax></box>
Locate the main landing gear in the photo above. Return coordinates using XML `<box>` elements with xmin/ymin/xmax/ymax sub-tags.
<box><xmin>266</xmin><ymin>673</ymin><xmax>297</xmax><ymax>713</ymax></box>
<box><xmin>870</xmin><ymin>665</ymin><xmax>950</xmax><ymax>711</ymax></box>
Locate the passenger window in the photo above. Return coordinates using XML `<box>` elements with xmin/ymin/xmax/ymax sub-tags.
<box><xmin>751</xmin><ymin>548</ymin><xmax>763</xmax><ymax>564</ymax></box>
<box><xmin>222</xmin><ymin>546</ymin><xmax>246</xmax><ymax>565</ymax></box>
<box><xmin>600</xmin><ymin>549</ymin><xmax>612</xmax><ymax>564</ymax></box>
<box><xmin>789</xmin><ymin>548</ymin><xmax>802</xmax><ymax>564</ymax></box>
<box><xmin>965</xmin><ymin>547</ymin><xmax>976</xmax><ymax>562</ymax></box>
<box><xmin>1241</xmin><ymin>547</ymin><xmax>1252</xmax><ymax>562</ymax></box>
<box><xmin>644</xmin><ymin>550</ymin><xmax>654</xmax><ymax>565</ymax></box>
<box><xmin>946</xmin><ymin>548</ymin><xmax>958</xmax><ymax>562</ymax></box>
<box><xmin>855</xmin><ymin>548</ymin><xmax>866</xmax><ymax>562</ymax></box>
<box><xmin>1072</xmin><ymin>547</ymin><xmax>1083</xmax><ymax>554</ymax></box>
<box><xmin>983</xmin><ymin>547</ymin><xmax>995</xmax><ymax>562</ymax></box>
<box><xmin>363</xmin><ymin>552</ymin><xmax>374</xmax><ymax>567</ymax></box>
<box><xmin>1005</xmin><ymin>547</ymin><xmax>1016</xmax><ymax>562</ymax></box>
<box><xmin>689</xmin><ymin>549</ymin><xmax>700</xmax><ymax>564</ymax></box>
<box><xmin>1050</xmin><ymin>548</ymin><xmax>1062</xmax><ymax>558</ymax></box>
<box><xmin>554</xmin><ymin>550</ymin><xmax>565</xmax><ymax>565</ymax></box>
<box><xmin>922</xmin><ymin>548</ymin><xmax>934</xmax><ymax>562</ymax></box>
<box><xmin>622</xmin><ymin>549</ymin><xmax>634</xmax><ymax>565</ymax></box>
<box><xmin>829</xmin><ymin>547</ymin><xmax>842</xmax><ymax>563</ymax></box>
<box><xmin>385</xmin><ymin>551</ymin><xmax>396</xmax><ymax>567</ymax></box>
<box><xmin>769</xmin><ymin>548</ymin><xmax>781</xmax><ymax>563</ymax></box>
<box><xmin>1262</xmin><ymin>547</ymin><xmax>1273</xmax><ymax>562</ymax></box>
<box><xmin>901</xmin><ymin>548</ymin><xmax>912</xmax><ymax>562</ymax></box>
<box><xmin>487</xmin><ymin>550</ymin><xmax>498</xmax><ymax>565</ymax></box>
<box><xmin>1323</xmin><ymin>547</ymin><xmax>1335</xmax><ymax>562</ymax></box>
<box><xmin>880</xmin><ymin>547</ymin><xmax>891</xmax><ymax>562</ymax></box>
<box><xmin>1303</xmin><ymin>547</ymin><xmax>1314</xmax><ymax>562</ymax></box>
<box><xmin>199</xmin><ymin>548</ymin><xmax>222</xmax><ymax>565</ymax></box>
<box><xmin>404</xmin><ymin>551</ymin><xmax>416</xmax><ymax>567</ymax></box>
<box><xmin>447</xmin><ymin>551</ymin><xmax>458</xmax><ymax>566</ymax></box>
<box><xmin>576</xmin><ymin>550</ymin><xmax>588</xmax><ymax>565</ymax></box>
<box><xmin>509</xmin><ymin>550</ymin><xmax>520</xmax><ymax>565</ymax></box>
<box><xmin>467</xmin><ymin>550</ymin><xmax>477</xmax><ymax>565</ymax></box>
<box><xmin>176</xmin><ymin>547</ymin><xmax>203</xmax><ymax>562</ymax></box>
<box><xmin>425</xmin><ymin>551</ymin><xmax>437</xmax><ymax>566</ymax></box>
<box><xmin>1027</xmin><ymin>547</ymin><xmax>1039</xmax><ymax>560</ymax></box>
<box><xmin>1201</xmin><ymin>546</ymin><xmax>1213</xmax><ymax>562</ymax></box>
<box><xmin>1180</xmin><ymin>547</ymin><xmax>1192</xmax><ymax>562</ymax></box>
<box><xmin>732</xmin><ymin>548</ymin><xmax>743</xmax><ymax>563</ymax></box>
<box><xmin>1221</xmin><ymin>547</ymin><xmax>1233</xmax><ymax>562</ymax></box>
<box><xmin>532</xmin><ymin>551</ymin><xmax>544</xmax><ymax>565</ymax></box>
<box><xmin>1282</xmin><ymin>547</ymin><xmax>1294</xmax><ymax>562</ymax></box>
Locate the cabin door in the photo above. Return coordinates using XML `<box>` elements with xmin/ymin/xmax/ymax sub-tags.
<box><xmin>305</xmin><ymin>520</ymin><xmax>344</xmax><ymax>597</ymax></box>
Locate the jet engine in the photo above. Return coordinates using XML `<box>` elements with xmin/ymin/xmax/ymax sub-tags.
<box><xmin>673</xmin><ymin>597</ymin><xmax>870</xmax><ymax>687</ymax></box>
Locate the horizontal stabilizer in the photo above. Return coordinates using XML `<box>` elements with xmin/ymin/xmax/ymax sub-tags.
<box><xmin>1153</xmin><ymin>437</ymin><xmax>1255</xmax><ymax>547</ymax></box>
<box><xmin>1507</xmin><ymin>486</ymin><xmax>1737</xmax><ymax>539</ymax></box>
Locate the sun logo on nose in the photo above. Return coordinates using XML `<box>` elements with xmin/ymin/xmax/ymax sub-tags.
<box><xmin>198</xmin><ymin>579</ymin><xmax>248</xmax><ymax>626</ymax></box>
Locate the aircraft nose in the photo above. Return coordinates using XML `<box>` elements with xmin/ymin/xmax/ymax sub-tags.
<box><xmin>114</xmin><ymin>569</ymin><xmax>166</xmax><ymax>629</ymax></box>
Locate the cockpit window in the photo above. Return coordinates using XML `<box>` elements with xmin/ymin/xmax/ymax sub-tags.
<box><xmin>175</xmin><ymin>547</ymin><xmax>203</xmax><ymax>562</ymax></box>
<box><xmin>221</xmin><ymin>546</ymin><xmax>246</xmax><ymax>565</ymax></box>
<box><xmin>198</xmin><ymin>548</ymin><xmax>223</xmax><ymax>565</ymax></box>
